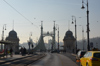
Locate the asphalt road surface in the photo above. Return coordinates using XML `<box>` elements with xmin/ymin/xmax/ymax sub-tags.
<box><xmin>29</xmin><ymin>53</ymin><xmax>78</xmax><ymax>66</ymax></box>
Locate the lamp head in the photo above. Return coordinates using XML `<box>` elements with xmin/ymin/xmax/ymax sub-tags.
<box><xmin>81</xmin><ymin>5</ymin><xmax>85</xmax><ymax>9</ymax></box>
<box><xmin>72</xmin><ymin>21</ymin><xmax>74</xmax><ymax>24</ymax></box>
<box><xmin>81</xmin><ymin>0</ymin><xmax>85</xmax><ymax>9</ymax></box>
<box><xmin>81</xmin><ymin>6</ymin><xmax>85</xmax><ymax>9</ymax></box>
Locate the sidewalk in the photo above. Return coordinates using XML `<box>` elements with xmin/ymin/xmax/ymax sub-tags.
<box><xmin>61</xmin><ymin>52</ymin><xmax>80</xmax><ymax>66</ymax></box>
<box><xmin>0</xmin><ymin>54</ymin><xmax>33</xmax><ymax>64</ymax></box>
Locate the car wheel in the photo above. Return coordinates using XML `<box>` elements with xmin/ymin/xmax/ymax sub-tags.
<box><xmin>86</xmin><ymin>63</ymin><xmax>89</xmax><ymax>66</ymax></box>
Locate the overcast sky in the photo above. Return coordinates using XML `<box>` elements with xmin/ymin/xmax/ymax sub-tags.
<box><xmin>0</xmin><ymin>0</ymin><xmax>100</xmax><ymax>44</ymax></box>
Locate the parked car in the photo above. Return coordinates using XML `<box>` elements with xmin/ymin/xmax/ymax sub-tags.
<box><xmin>76</xmin><ymin>50</ymin><xmax>86</xmax><ymax>60</ymax></box>
<box><xmin>80</xmin><ymin>51</ymin><xmax>100</xmax><ymax>66</ymax></box>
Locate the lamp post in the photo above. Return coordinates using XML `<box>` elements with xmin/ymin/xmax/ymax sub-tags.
<box><xmin>81</xmin><ymin>0</ymin><xmax>90</xmax><ymax>51</ymax></box>
<box><xmin>57</xmin><ymin>25</ymin><xmax>59</xmax><ymax>51</ymax></box>
<box><xmin>2</xmin><ymin>24</ymin><xmax>6</xmax><ymax>41</ymax></box>
<box><xmin>72</xmin><ymin>16</ymin><xmax>77</xmax><ymax>53</ymax></box>
<box><xmin>56</xmin><ymin>24</ymin><xmax>59</xmax><ymax>51</ymax></box>
<box><xmin>58</xmin><ymin>26</ymin><xmax>59</xmax><ymax>51</ymax></box>
<box><xmin>1</xmin><ymin>24</ymin><xmax>6</xmax><ymax>50</ymax></box>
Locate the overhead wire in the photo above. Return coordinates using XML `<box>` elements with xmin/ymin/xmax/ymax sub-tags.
<box><xmin>3</xmin><ymin>0</ymin><xmax>38</xmax><ymax>28</ymax></box>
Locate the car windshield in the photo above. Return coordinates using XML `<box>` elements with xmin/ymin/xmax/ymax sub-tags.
<box><xmin>81</xmin><ymin>52</ymin><xmax>86</xmax><ymax>55</ymax></box>
<box><xmin>94</xmin><ymin>53</ymin><xmax>100</xmax><ymax>58</ymax></box>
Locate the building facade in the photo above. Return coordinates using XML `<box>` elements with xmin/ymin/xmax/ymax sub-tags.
<box><xmin>63</xmin><ymin>30</ymin><xmax>76</xmax><ymax>53</ymax></box>
<box><xmin>5</xmin><ymin>30</ymin><xmax>20</xmax><ymax>53</ymax></box>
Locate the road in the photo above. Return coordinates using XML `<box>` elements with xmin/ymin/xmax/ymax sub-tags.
<box><xmin>29</xmin><ymin>53</ymin><xmax>78</xmax><ymax>66</ymax></box>
<box><xmin>0</xmin><ymin>54</ymin><xmax>45</xmax><ymax>66</ymax></box>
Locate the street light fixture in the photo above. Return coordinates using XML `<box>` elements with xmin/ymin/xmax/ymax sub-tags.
<box><xmin>72</xmin><ymin>16</ymin><xmax>77</xmax><ymax>53</ymax></box>
<box><xmin>81</xmin><ymin>0</ymin><xmax>85</xmax><ymax>9</ymax></box>
<box><xmin>81</xmin><ymin>0</ymin><xmax>90</xmax><ymax>51</ymax></box>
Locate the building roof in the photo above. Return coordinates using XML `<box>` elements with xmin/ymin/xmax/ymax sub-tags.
<box><xmin>9</xmin><ymin>30</ymin><xmax>17</xmax><ymax>38</ymax></box>
<box><xmin>63</xmin><ymin>30</ymin><xmax>75</xmax><ymax>40</ymax></box>
<box><xmin>6</xmin><ymin>30</ymin><xmax>20</xmax><ymax>41</ymax></box>
<box><xmin>66</xmin><ymin>30</ymin><xmax>73</xmax><ymax>36</ymax></box>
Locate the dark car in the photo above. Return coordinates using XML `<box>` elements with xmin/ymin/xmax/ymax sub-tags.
<box><xmin>76</xmin><ymin>50</ymin><xmax>86</xmax><ymax>60</ymax></box>
<box><xmin>51</xmin><ymin>50</ymin><xmax>60</xmax><ymax>53</ymax></box>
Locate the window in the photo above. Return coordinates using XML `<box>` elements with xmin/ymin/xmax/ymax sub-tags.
<box><xmin>94</xmin><ymin>53</ymin><xmax>100</xmax><ymax>58</ymax></box>
<box><xmin>87</xmin><ymin>52</ymin><xmax>92</xmax><ymax>57</ymax></box>
<box><xmin>84</xmin><ymin>52</ymin><xmax>88</xmax><ymax>57</ymax></box>
<box><xmin>81</xmin><ymin>52</ymin><xmax>86</xmax><ymax>56</ymax></box>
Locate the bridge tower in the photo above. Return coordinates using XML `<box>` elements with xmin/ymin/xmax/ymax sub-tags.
<box><xmin>34</xmin><ymin>21</ymin><xmax>56</xmax><ymax>51</ymax></box>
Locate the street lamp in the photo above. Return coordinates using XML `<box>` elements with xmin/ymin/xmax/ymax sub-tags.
<box><xmin>2</xmin><ymin>24</ymin><xmax>6</xmax><ymax>41</ymax></box>
<box><xmin>81</xmin><ymin>0</ymin><xmax>90</xmax><ymax>51</ymax></box>
<box><xmin>72</xmin><ymin>16</ymin><xmax>77</xmax><ymax>53</ymax></box>
<box><xmin>1</xmin><ymin>24</ymin><xmax>6</xmax><ymax>50</ymax></box>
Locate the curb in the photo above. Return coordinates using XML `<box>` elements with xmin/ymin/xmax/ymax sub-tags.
<box><xmin>71</xmin><ymin>53</ymin><xmax>77</xmax><ymax>57</ymax></box>
<box><xmin>0</xmin><ymin>53</ymin><xmax>46</xmax><ymax>65</ymax></box>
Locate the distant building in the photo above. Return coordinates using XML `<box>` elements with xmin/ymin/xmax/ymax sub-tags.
<box><xmin>63</xmin><ymin>30</ymin><xmax>76</xmax><ymax>53</ymax></box>
<box><xmin>5</xmin><ymin>30</ymin><xmax>20</xmax><ymax>53</ymax></box>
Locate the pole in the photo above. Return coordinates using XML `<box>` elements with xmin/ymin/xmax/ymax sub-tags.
<box><xmin>1</xmin><ymin>24</ymin><xmax>6</xmax><ymax>50</ymax></box>
<box><xmin>72</xmin><ymin>16</ymin><xmax>77</xmax><ymax>53</ymax></box>
<box><xmin>1</xmin><ymin>29</ymin><xmax>4</xmax><ymax>50</ymax></box>
<box><xmin>87</xmin><ymin>0</ymin><xmax>90</xmax><ymax>51</ymax></box>
<box><xmin>82</xmin><ymin>26</ymin><xmax>84</xmax><ymax>50</ymax></box>
<box><xmin>53</xmin><ymin>21</ymin><xmax>56</xmax><ymax>50</ymax></box>
<box><xmin>81</xmin><ymin>0</ymin><xmax>90</xmax><ymax>51</ymax></box>
<box><xmin>58</xmin><ymin>26</ymin><xmax>59</xmax><ymax>50</ymax></box>
<box><xmin>75</xmin><ymin>19</ymin><xmax>77</xmax><ymax>53</ymax></box>
<box><xmin>2</xmin><ymin>24</ymin><xmax>6</xmax><ymax>40</ymax></box>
